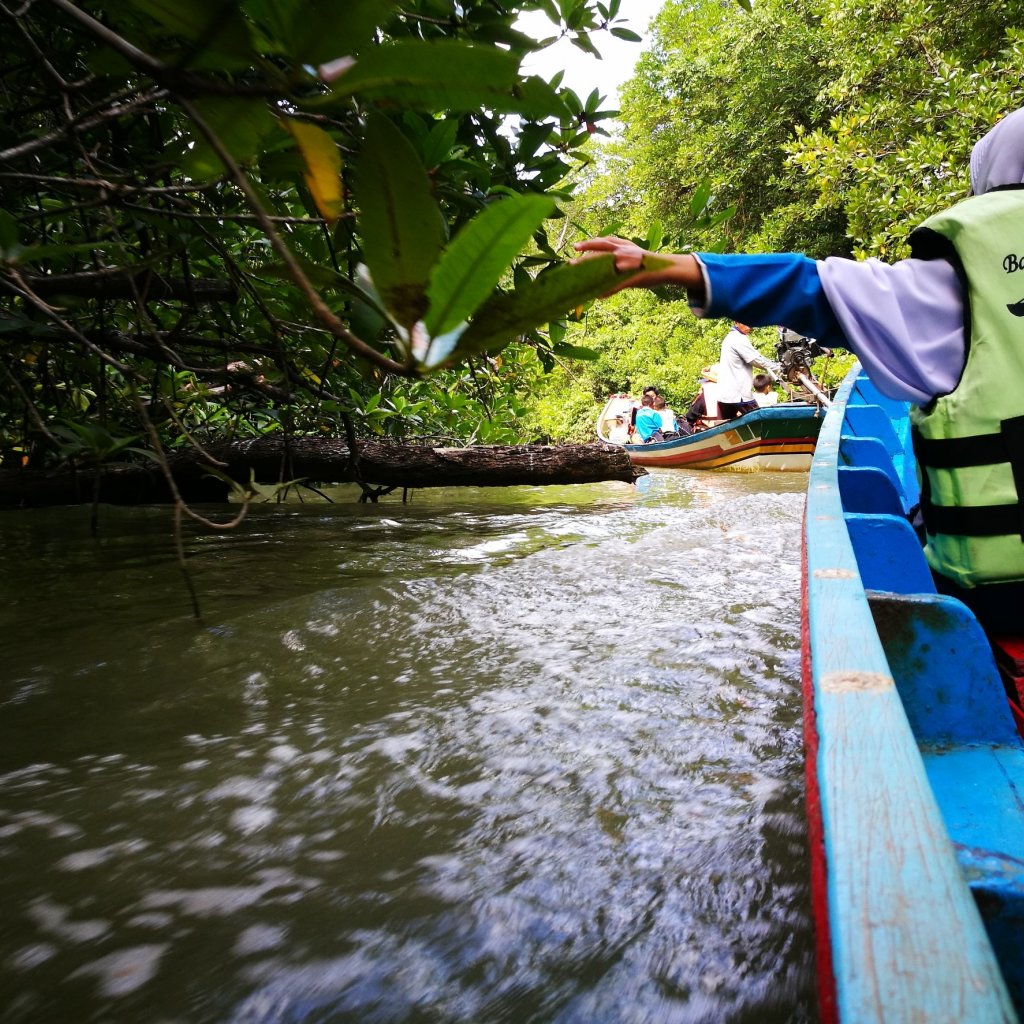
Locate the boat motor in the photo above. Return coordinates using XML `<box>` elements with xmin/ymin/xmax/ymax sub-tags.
<box><xmin>775</xmin><ymin>327</ymin><xmax>827</xmax><ymax>383</ymax></box>
<box><xmin>775</xmin><ymin>328</ymin><xmax>833</xmax><ymax>407</ymax></box>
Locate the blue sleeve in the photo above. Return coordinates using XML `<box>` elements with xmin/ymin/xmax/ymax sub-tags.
<box><xmin>696</xmin><ymin>252</ymin><xmax>851</xmax><ymax>350</ymax></box>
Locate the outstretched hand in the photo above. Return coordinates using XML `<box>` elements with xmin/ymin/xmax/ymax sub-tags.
<box><xmin>572</xmin><ymin>236</ymin><xmax>702</xmax><ymax>296</ymax></box>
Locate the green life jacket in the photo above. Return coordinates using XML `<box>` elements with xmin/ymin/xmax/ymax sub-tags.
<box><xmin>908</xmin><ymin>186</ymin><xmax>1024</xmax><ymax>588</ymax></box>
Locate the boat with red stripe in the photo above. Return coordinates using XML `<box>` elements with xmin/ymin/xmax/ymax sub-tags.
<box><xmin>596</xmin><ymin>393</ymin><xmax>824</xmax><ymax>471</ymax></box>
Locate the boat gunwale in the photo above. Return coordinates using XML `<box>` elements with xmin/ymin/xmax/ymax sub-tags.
<box><xmin>803</xmin><ymin>364</ymin><xmax>1016</xmax><ymax>1023</ymax></box>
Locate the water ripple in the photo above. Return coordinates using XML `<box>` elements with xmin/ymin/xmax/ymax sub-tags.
<box><xmin>0</xmin><ymin>472</ymin><xmax>815</xmax><ymax>1022</ymax></box>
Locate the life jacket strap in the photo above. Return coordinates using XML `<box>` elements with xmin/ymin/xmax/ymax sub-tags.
<box><xmin>924</xmin><ymin>501</ymin><xmax>1024</xmax><ymax>538</ymax></box>
<box><xmin>913</xmin><ymin>415</ymin><xmax>1024</xmax><ymax>540</ymax></box>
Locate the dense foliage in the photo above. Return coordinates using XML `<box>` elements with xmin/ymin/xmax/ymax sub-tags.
<box><xmin>3</xmin><ymin>0</ymin><xmax>1020</xmax><ymax>464</ymax></box>
<box><xmin>0</xmin><ymin>0</ymin><xmax>641</xmax><ymax>481</ymax></box>
<box><xmin>522</xmin><ymin>0</ymin><xmax>1021</xmax><ymax>438</ymax></box>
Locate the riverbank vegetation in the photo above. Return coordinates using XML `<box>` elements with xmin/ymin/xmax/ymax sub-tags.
<box><xmin>523</xmin><ymin>0</ymin><xmax>1024</xmax><ymax>439</ymax></box>
<box><xmin>0</xmin><ymin>0</ymin><xmax>645</xmax><ymax>493</ymax></box>
<box><xmin>2</xmin><ymin>0</ymin><xmax>1021</xmax><ymax>467</ymax></box>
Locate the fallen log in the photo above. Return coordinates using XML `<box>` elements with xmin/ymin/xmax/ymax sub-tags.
<box><xmin>0</xmin><ymin>438</ymin><xmax>646</xmax><ymax>508</ymax></box>
<box><xmin>19</xmin><ymin>269</ymin><xmax>238</xmax><ymax>303</ymax></box>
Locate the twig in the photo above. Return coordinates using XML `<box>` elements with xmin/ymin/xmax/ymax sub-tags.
<box><xmin>0</xmin><ymin>88</ymin><xmax>167</xmax><ymax>163</ymax></box>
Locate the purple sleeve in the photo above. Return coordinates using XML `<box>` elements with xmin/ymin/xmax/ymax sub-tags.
<box><xmin>817</xmin><ymin>256</ymin><xmax>965</xmax><ymax>404</ymax></box>
<box><xmin>696</xmin><ymin>251</ymin><xmax>966</xmax><ymax>404</ymax></box>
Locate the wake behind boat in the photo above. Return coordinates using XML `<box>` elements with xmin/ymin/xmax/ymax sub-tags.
<box><xmin>596</xmin><ymin>394</ymin><xmax>824</xmax><ymax>471</ymax></box>
<box><xmin>803</xmin><ymin>363</ymin><xmax>1024</xmax><ymax>1022</ymax></box>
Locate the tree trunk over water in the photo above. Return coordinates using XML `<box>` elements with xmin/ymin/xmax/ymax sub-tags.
<box><xmin>0</xmin><ymin>439</ymin><xmax>645</xmax><ymax>508</ymax></box>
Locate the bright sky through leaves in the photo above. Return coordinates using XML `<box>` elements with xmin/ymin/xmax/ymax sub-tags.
<box><xmin>516</xmin><ymin>0</ymin><xmax>664</xmax><ymax>103</ymax></box>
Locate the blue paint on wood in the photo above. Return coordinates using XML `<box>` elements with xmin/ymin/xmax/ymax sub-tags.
<box><xmin>839</xmin><ymin>434</ymin><xmax>905</xmax><ymax>495</ymax></box>
<box><xmin>845</xmin><ymin>378</ymin><xmax>919</xmax><ymax>502</ymax></box>
<box><xmin>837</xmin><ymin>466</ymin><xmax>907</xmax><ymax>516</ymax></box>
<box><xmin>923</xmin><ymin>750</ymin><xmax>1024</xmax><ymax>853</ymax></box>
<box><xmin>845</xmin><ymin>404</ymin><xmax>902</xmax><ymax>452</ymax></box>
<box><xmin>956</xmin><ymin>846</ymin><xmax>1024</xmax><ymax>1007</ymax></box>
<box><xmin>846</xmin><ymin>515</ymin><xmax>935</xmax><ymax>593</ymax></box>
<box><xmin>867</xmin><ymin>591</ymin><xmax>1018</xmax><ymax>745</ymax></box>
<box><xmin>805</xmin><ymin>365</ymin><xmax>1018</xmax><ymax>1022</ymax></box>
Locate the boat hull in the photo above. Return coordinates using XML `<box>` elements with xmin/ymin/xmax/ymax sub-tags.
<box><xmin>803</xmin><ymin>364</ymin><xmax>1023</xmax><ymax>1023</ymax></box>
<box><xmin>599</xmin><ymin>399</ymin><xmax>823</xmax><ymax>471</ymax></box>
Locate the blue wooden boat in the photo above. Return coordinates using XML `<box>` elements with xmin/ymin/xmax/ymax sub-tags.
<box><xmin>803</xmin><ymin>364</ymin><xmax>1024</xmax><ymax>1023</ymax></box>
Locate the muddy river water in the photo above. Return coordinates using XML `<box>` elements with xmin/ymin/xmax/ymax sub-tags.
<box><xmin>0</xmin><ymin>469</ymin><xmax>816</xmax><ymax>1022</ymax></box>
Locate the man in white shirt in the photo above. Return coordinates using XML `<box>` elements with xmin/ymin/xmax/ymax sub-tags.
<box><xmin>716</xmin><ymin>323</ymin><xmax>778</xmax><ymax>419</ymax></box>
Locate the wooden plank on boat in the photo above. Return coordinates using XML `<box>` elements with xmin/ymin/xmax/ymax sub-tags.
<box><xmin>804</xmin><ymin>367</ymin><xmax>1017</xmax><ymax>1023</ymax></box>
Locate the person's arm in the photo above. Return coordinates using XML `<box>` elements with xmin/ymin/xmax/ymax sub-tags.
<box><xmin>732</xmin><ymin>332</ymin><xmax>778</xmax><ymax>371</ymax></box>
<box><xmin>574</xmin><ymin>239</ymin><xmax>849</xmax><ymax>347</ymax></box>
<box><xmin>817</xmin><ymin>256</ymin><xmax>964</xmax><ymax>404</ymax></box>
<box><xmin>694</xmin><ymin>253</ymin><xmax>849</xmax><ymax>348</ymax></box>
<box><xmin>574</xmin><ymin>237</ymin><xmax>969</xmax><ymax>406</ymax></box>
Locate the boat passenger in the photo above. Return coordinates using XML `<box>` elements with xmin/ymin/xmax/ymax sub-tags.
<box><xmin>753</xmin><ymin>374</ymin><xmax>779</xmax><ymax>407</ymax></box>
<box><xmin>633</xmin><ymin>392</ymin><xmax>664</xmax><ymax>443</ymax></box>
<box><xmin>653</xmin><ymin>395</ymin><xmax>680</xmax><ymax>438</ymax></box>
<box><xmin>574</xmin><ymin>109</ymin><xmax>1024</xmax><ymax>630</ymax></box>
<box><xmin>607</xmin><ymin>413</ymin><xmax>631</xmax><ymax>444</ymax></box>
<box><xmin>675</xmin><ymin>392</ymin><xmax>700</xmax><ymax>435</ymax></box>
<box><xmin>717</xmin><ymin>323</ymin><xmax>778</xmax><ymax>420</ymax></box>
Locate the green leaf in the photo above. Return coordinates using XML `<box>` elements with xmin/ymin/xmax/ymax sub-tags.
<box><xmin>552</xmin><ymin>343</ymin><xmax>599</xmax><ymax>360</ymax></box>
<box><xmin>0</xmin><ymin>211</ymin><xmax>19</xmax><ymax>252</ymax></box>
<box><xmin>425</xmin><ymin>193</ymin><xmax>556</xmax><ymax>338</ymax></box>
<box><xmin>423</xmin><ymin>323</ymin><xmax>468</xmax><ymax>369</ymax></box>
<box><xmin>181</xmin><ymin>99</ymin><xmax>276</xmax><ymax>180</ymax></box>
<box><xmin>260</xmin><ymin>0</ymin><xmax>394</xmax><ymax>65</ymax></box>
<box><xmin>610</xmin><ymin>26</ymin><xmax>642</xmax><ymax>42</ymax></box>
<box><xmin>350</xmin><ymin>264</ymin><xmax>390</xmax><ymax>344</ymax></box>
<box><xmin>320</xmin><ymin>41</ymin><xmax>563</xmax><ymax>118</ymax></box>
<box><xmin>515</xmin><ymin>76</ymin><xmax>570</xmax><ymax>121</ymax></box>
<box><xmin>354</xmin><ymin>113</ymin><xmax>445</xmax><ymax>330</ymax></box>
<box><xmin>123</xmin><ymin>0</ymin><xmax>254</xmax><ymax>63</ymax></box>
<box><xmin>689</xmin><ymin>180</ymin><xmax>713</xmax><ymax>219</ymax></box>
<box><xmin>455</xmin><ymin>254</ymin><xmax>659</xmax><ymax>355</ymax></box>
<box><xmin>570</xmin><ymin>33</ymin><xmax>601</xmax><ymax>57</ymax></box>
<box><xmin>421</xmin><ymin>119</ymin><xmax>459</xmax><ymax>169</ymax></box>
<box><xmin>692</xmin><ymin>205</ymin><xmax>737</xmax><ymax>230</ymax></box>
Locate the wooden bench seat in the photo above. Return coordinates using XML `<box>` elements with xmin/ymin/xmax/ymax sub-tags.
<box><xmin>867</xmin><ymin>590</ymin><xmax>1024</xmax><ymax>1008</ymax></box>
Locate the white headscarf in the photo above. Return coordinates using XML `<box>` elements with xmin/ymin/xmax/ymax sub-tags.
<box><xmin>970</xmin><ymin>107</ymin><xmax>1024</xmax><ymax>194</ymax></box>
<box><xmin>818</xmin><ymin>111</ymin><xmax>1024</xmax><ymax>405</ymax></box>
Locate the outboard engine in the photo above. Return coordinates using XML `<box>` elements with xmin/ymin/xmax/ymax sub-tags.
<box><xmin>775</xmin><ymin>327</ymin><xmax>827</xmax><ymax>384</ymax></box>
